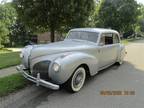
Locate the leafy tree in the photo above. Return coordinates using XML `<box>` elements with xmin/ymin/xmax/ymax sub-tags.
<box><xmin>13</xmin><ymin>0</ymin><xmax>95</xmax><ymax>42</ymax></box>
<box><xmin>9</xmin><ymin>20</ymin><xmax>34</xmax><ymax>46</ymax></box>
<box><xmin>136</xmin><ymin>4</ymin><xmax>144</xmax><ymax>33</ymax></box>
<box><xmin>0</xmin><ymin>3</ymin><xmax>17</xmax><ymax>47</ymax></box>
<box><xmin>95</xmin><ymin>0</ymin><xmax>139</xmax><ymax>33</ymax></box>
<box><xmin>0</xmin><ymin>21</ymin><xmax>9</xmax><ymax>48</ymax></box>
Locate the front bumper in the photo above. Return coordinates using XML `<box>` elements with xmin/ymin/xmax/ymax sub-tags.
<box><xmin>16</xmin><ymin>65</ymin><xmax>59</xmax><ymax>90</ymax></box>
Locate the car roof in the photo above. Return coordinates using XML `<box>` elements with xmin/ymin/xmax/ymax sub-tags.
<box><xmin>70</xmin><ymin>28</ymin><xmax>119</xmax><ymax>34</ymax></box>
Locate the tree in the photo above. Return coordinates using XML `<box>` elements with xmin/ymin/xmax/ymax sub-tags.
<box><xmin>0</xmin><ymin>3</ymin><xmax>17</xmax><ymax>48</ymax></box>
<box><xmin>13</xmin><ymin>0</ymin><xmax>95</xmax><ymax>42</ymax></box>
<box><xmin>9</xmin><ymin>20</ymin><xmax>34</xmax><ymax>46</ymax></box>
<box><xmin>95</xmin><ymin>0</ymin><xmax>139</xmax><ymax>33</ymax></box>
<box><xmin>0</xmin><ymin>21</ymin><xmax>9</xmax><ymax>48</ymax></box>
<box><xmin>136</xmin><ymin>4</ymin><xmax>144</xmax><ymax>33</ymax></box>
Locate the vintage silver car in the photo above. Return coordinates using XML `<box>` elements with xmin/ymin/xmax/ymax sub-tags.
<box><xmin>17</xmin><ymin>28</ymin><xmax>125</xmax><ymax>92</ymax></box>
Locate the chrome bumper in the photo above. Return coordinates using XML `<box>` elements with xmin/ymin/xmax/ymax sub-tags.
<box><xmin>16</xmin><ymin>65</ymin><xmax>59</xmax><ymax>90</ymax></box>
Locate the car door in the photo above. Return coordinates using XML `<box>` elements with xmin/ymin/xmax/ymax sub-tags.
<box><xmin>98</xmin><ymin>33</ymin><xmax>119</xmax><ymax>68</ymax></box>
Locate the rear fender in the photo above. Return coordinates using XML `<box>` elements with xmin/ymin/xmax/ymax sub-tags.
<box><xmin>117</xmin><ymin>44</ymin><xmax>125</xmax><ymax>62</ymax></box>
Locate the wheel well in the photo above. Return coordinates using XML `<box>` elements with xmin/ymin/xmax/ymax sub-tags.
<box><xmin>62</xmin><ymin>63</ymin><xmax>90</xmax><ymax>87</ymax></box>
<box><xmin>79</xmin><ymin>64</ymin><xmax>90</xmax><ymax>77</ymax></box>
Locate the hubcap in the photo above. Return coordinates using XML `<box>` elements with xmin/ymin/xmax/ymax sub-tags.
<box><xmin>74</xmin><ymin>72</ymin><xmax>83</xmax><ymax>87</ymax></box>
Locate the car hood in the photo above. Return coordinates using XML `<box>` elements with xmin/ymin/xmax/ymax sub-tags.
<box><xmin>30</xmin><ymin>40</ymin><xmax>96</xmax><ymax>59</ymax></box>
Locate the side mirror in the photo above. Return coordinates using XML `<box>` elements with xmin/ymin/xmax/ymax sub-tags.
<box><xmin>99</xmin><ymin>42</ymin><xmax>104</xmax><ymax>46</ymax></box>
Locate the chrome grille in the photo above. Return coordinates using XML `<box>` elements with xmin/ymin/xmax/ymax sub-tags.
<box><xmin>32</xmin><ymin>61</ymin><xmax>51</xmax><ymax>80</ymax></box>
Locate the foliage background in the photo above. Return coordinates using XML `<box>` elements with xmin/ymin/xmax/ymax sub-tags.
<box><xmin>0</xmin><ymin>0</ymin><xmax>144</xmax><ymax>48</ymax></box>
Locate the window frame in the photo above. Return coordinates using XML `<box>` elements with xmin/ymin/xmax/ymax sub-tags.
<box><xmin>112</xmin><ymin>33</ymin><xmax>120</xmax><ymax>44</ymax></box>
<box><xmin>99</xmin><ymin>32</ymin><xmax>120</xmax><ymax>46</ymax></box>
<box><xmin>99</xmin><ymin>33</ymin><xmax>113</xmax><ymax>46</ymax></box>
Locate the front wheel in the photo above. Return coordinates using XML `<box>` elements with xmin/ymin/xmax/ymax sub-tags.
<box><xmin>66</xmin><ymin>67</ymin><xmax>86</xmax><ymax>93</ymax></box>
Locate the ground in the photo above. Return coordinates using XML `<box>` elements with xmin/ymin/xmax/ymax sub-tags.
<box><xmin>1</xmin><ymin>40</ymin><xmax>144</xmax><ymax>108</ymax></box>
<box><xmin>0</xmin><ymin>66</ymin><xmax>17</xmax><ymax>78</ymax></box>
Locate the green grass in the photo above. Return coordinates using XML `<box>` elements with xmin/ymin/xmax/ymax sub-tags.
<box><xmin>0</xmin><ymin>48</ymin><xmax>12</xmax><ymax>54</ymax></box>
<box><xmin>0</xmin><ymin>52</ymin><xmax>21</xmax><ymax>69</ymax></box>
<box><xmin>0</xmin><ymin>73</ymin><xmax>28</xmax><ymax>97</ymax></box>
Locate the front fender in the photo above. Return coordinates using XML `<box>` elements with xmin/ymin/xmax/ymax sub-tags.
<box><xmin>49</xmin><ymin>52</ymin><xmax>98</xmax><ymax>84</ymax></box>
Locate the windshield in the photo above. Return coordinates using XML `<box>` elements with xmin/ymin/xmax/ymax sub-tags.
<box><xmin>66</xmin><ymin>31</ymin><xmax>99</xmax><ymax>43</ymax></box>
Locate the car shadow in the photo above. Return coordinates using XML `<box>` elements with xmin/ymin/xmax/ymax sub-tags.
<box><xmin>84</xmin><ymin>60</ymin><xmax>144</xmax><ymax>89</ymax></box>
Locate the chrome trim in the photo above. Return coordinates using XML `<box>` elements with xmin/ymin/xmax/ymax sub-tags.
<box><xmin>16</xmin><ymin>65</ymin><xmax>59</xmax><ymax>90</ymax></box>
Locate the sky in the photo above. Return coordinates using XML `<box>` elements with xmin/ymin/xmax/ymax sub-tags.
<box><xmin>137</xmin><ymin>0</ymin><xmax>144</xmax><ymax>4</ymax></box>
<box><xmin>0</xmin><ymin>0</ymin><xmax>11</xmax><ymax>3</ymax></box>
<box><xmin>0</xmin><ymin>0</ymin><xmax>144</xmax><ymax>4</ymax></box>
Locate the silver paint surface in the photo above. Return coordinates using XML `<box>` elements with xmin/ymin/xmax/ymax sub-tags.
<box><xmin>21</xmin><ymin>28</ymin><xmax>125</xmax><ymax>84</ymax></box>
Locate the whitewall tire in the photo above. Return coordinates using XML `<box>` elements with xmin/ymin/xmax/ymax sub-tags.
<box><xmin>66</xmin><ymin>67</ymin><xmax>86</xmax><ymax>92</ymax></box>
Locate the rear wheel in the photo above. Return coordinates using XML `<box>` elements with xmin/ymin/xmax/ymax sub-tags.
<box><xmin>117</xmin><ymin>55</ymin><xmax>124</xmax><ymax>65</ymax></box>
<box><xmin>117</xmin><ymin>48</ymin><xmax>125</xmax><ymax>65</ymax></box>
<box><xmin>66</xmin><ymin>67</ymin><xmax>86</xmax><ymax>93</ymax></box>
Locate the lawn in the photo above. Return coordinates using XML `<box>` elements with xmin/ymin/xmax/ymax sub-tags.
<box><xmin>0</xmin><ymin>48</ymin><xmax>12</xmax><ymax>54</ymax></box>
<box><xmin>0</xmin><ymin>73</ymin><xmax>28</xmax><ymax>97</ymax></box>
<box><xmin>0</xmin><ymin>51</ymin><xmax>21</xmax><ymax>69</ymax></box>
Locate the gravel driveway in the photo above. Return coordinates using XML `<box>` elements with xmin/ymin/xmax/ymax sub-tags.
<box><xmin>2</xmin><ymin>40</ymin><xmax>144</xmax><ymax>108</ymax></box>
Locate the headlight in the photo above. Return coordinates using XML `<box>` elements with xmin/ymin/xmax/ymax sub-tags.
<box><xmin>20</xmin><ymin>53</ymin><xmax>23</xmax><ymax>58</ymax></box>
<box><xmin>53</xmin><ymin>62</ymin><xmax>60</xmax><ymax>72</ymax></box>
<box><xmin>20</xmin><ymin>48</ymin><xmax>24</xmax><ymax>58</ymax></box>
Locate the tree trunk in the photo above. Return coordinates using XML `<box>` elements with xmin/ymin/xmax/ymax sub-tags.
<box><xmin>50</xmin><ymin>28</ymin><xmax>55</xmax><ymax>42</ymax></box>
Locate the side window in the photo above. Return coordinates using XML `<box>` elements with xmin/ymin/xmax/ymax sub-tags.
<box><xmin>100</xmin><ymin>33</ymin><xmax>113</xmax><ymax>45</ymax></box>
<box><xmin>113</xmin><ymin>34</ymin><xmax>120</xmax><ymax>44</ymax></box>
